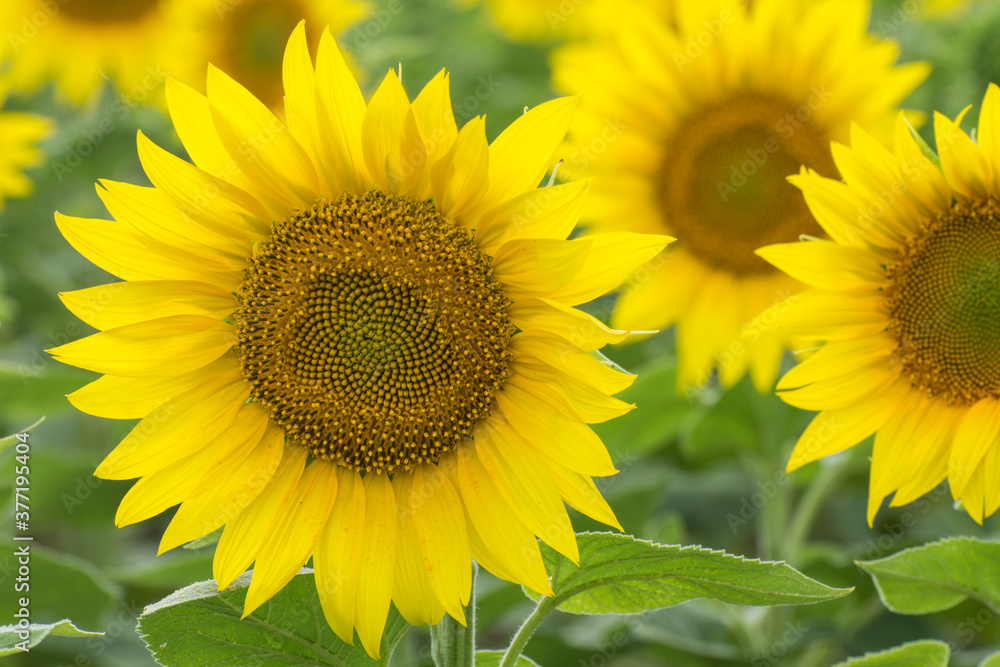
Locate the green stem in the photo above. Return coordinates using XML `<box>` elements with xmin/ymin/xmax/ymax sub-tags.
<box><xmin>782</xmin><ymin>448</ymin><xmax>857</xmax><ymax>565</ymax></box>
<box><xmin>430</xmin><ymin>564</ymin><xmax>478</xmax><ymax>667</ymax></box>
<box><xmin>498</xmin><ymin>596</ymin><xmax>558</xmax><ymax>667</ymax></box>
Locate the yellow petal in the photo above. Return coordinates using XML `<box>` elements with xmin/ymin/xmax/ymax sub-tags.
<box><xmin>158</xmin><ymin>419</ymin><xmax>284</xmax><ymax>553</ymax></box>
<box><xmin>786</xmin><ymin>378</ymin><xmax>910</xmax><ymax>471</ymax></box>
<box><xmin>54</xmin><ymin>213</ymin><xmax>238</xmax><ymax>288</ymax></box>
<box><xmin>136</xmin><ymin>132</ymin><xmax>271</xmax><ymax>240</ymax></box>
<box><xmin>509</xmin><ymin>331</ymin><xmax>635</xmax><ymax>394</ymax></box>
<box><xmin>495</xmin><ymin>384</ymin><xmax>617</xmax><ymax>477</ymax></box>
<box><xmin>508</xmin><ymin>362</ymin><xmax>633</xmax><ymax>423</ymax></box>
<box><xmin>474</xmin><ymin>97</ymin><xmax>579</xmax><ymax>215</ymax></box>
<box><xmin>391</xmin><ymin>476</ymin><xmax>447</xmax><ymax>626</ymax></box>
<box><xmin>314</xmin><ymin>468</ymin><xmax>367</xmax><ymax>645</ymax></box>
<box><xmin>778</xmin><ymin>336</ymin><xmax>898</xmax><ymax>391</ymax></box>
<box><xmin>491</xmin><ymin>238</ymin><xmax>591</xmax><ymax>299</ymax></box>
<box><xmin>362</xmin><ymin>69</ymin><xmax>426</xmax><ymax>196</ymax></box>
<box><xmin>207</xmin><ymin>65</ymin><xmax>319</xmax><ymax>208</ymax></box>
<box><xmin>868</xmin><ymin>391</ymin><xmax>930</xmax><ymax>523</ymax></box>
<box><xmin>892</xmin><ymin>404</ymin><xmax>961</xmax><ymax>507</ymax></box>
<box><xmin>450</xmin><ymin>446</ymin><xmax>552</xmax><ymax>596</ymax></box>
<box><xmin>756</xmin><ymin>240</ymin><xmax>886</xmax><ymax>291</ymax></box>
<box><xmin>430</xmin><ymin>116</ymin><xmax>489</xmax><ymax>218</ymax></box>
<box><xmin>315</xmin><ymin>29</ymin><xmax>371</xmax><ymax>196</ymax></box>
<box><xmin>777</xmin><ymin>290</ymin><xmax>889</xmax><ymax>341</ymax></box>
<box><xmin>213</xmin><ymin>447</ymin><xmax>307</xmax><ymax>589</ymax></box>
<box><xmin>410</xmin><ymin>69</ymin><xmax>458</xmax><ymax>197</ymax></box>
<box><xmin>406</xmin><ymin>464</ymin><xmax>471</xmax><ymax>623</ymax></box>
<box><xmin>891</xmin><ymin>113</ymin><xmax>951</xmax><ymax>215</ymax></box>
<box><xmin>242</xmin><ymin>459</ymin><xmax>339</xmax><ymax>617</ymax></box>
<box><xmin>949</xmin><ymin>398</ymin><xmax>1000</xmax><ymax>496</ymax></box>
<box><xmin>507</xmin><ymin>297</ymin><xmax>628</xmax><ymax>351</ymax></box>
<box><xmin>114</xmin><ymin>404</ymin><xmax>269</xmax><ymax>528</ymax></box>
<box><xmin>476</xmin><ymin>422</ymin><xmax>579</xmax><ymax>563</ymax></box>
<box><xmin>934</xmin><ymin>109</ymin><xmax>991</xmax><ymax>201</ymax></box>
<box><xmin>543</xmin><ymin>459</ymin><xmax>621</xmax><ymax>531</ymax></box>
<box><xmin>95</xmin><ymin>368</ymin><xmax>250</xmax><ymax>480</ymax></box>
<box><xmin>778</xmin><ymin>362</ymin><xmax>898</xmax><ymax>410</ymax></box>
<box><xmin>67</xmin><ymin>354</ymin><xmax>236</xmax><ymax>419</ymax></box>
<box><xmin>476</xmin><ymin>179</ymin><xmax>589</xmax><ymax>254</ymax></box>
<box><xmin>544</xmin><ymin>232</ymin><xmax>673</xmax><ymax>306</ymax></box>
<box><xmin>612</xmin><ymin>249</ymin><xmax>700</xmax><ymax>333</ymax></box>
<box><xmin>355</xmin><ymin>473</ymin><xmax>397</xmax><ymax>659</ymax></box>
<box><xmin>49</xmin><ymin>315</ymin><xmax>235</xmax><ymax>379</ymax></box>
<box><xmin>59</xmin><ymin>280</ymin><xmax>234</xmax><ymax>331</ymax></box>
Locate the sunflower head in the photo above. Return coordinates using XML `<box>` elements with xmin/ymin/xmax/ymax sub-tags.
<box><xmin>759</xmin><ymin>83</ymin><xmax>1000</xmax><ymax>525</ymax></box>
<box><xmin>553</xmin><ymin>0</ymin><xmax>929</xmax><ymax>392</ymax></box>
<box><xmin>49</xmin><ymin>22</ymin><xmax>670</xmax><ymax>657</ymax></box>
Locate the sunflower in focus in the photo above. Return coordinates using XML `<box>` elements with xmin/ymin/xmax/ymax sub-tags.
<box><xmin>759</xmin><ymin>85</ymin><xmax>1000</xmax><ymax>524</ymax></box>
<box><xmin>0</xmin><ymin>0</ymin><xmax>182</xmax><ymax>104</ymax></box>
<box><xmin>50</xmin><ymin>22</ymin><xmax>670</xmax><ymax>656</ymax></box>
<box><xmin>0</xmin><ymin>83</ymin><xmax>50</xmax><ymax>207</ymax></box>
<box><xmin>552</xmin><ymin>0</ymin><xmax>929</xmax><ymax>391</ymax></box>
<box><xmin>179</xmin><ymin>0</ymin><xmax>368</xmax><ymax>109</ymax></box>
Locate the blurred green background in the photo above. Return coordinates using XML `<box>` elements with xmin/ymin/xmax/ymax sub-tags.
<box><xmin>2</xmin><ymin>0</ymin><xmax>1000</xmax><ymax>665</ymax></box>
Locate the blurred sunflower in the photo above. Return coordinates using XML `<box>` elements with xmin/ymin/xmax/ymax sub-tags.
<box><xmin>179</xmin><ymin>0</ymin><xmax>368</xmax><ymax>109</ymax></box>
<box><xmin>50</xmin><ymin>22</ymin><xmax>669</xmax><ymax>656</ymax></box>
<box><xmin>759</xmin><ymin>85</ymin><xmax>1000</xmax><ymax>524</ymax></box>
<box><xmin>0</xmin><ymin>83</ymin><xmax>50</xmax><ymax>207</ymax></box>
<box><xmin>552</xmin><ymin>0</ymin><xmax>928</xmax><ymax>391</ymax></box>
<box><xmin>460</xmin><ymin>0</ymin><xmax>674</xmax><ymax>41</ymax></box>
<box><xmin>0</xmin><ymin>0</ymin><xmax>181</xmax><ymax>104</ymax></box>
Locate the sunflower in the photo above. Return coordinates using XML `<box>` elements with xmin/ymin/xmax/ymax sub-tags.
<box><xmin>459</xmin><ymin>0</ymin><xmax>673</xmax><ymax>41</ymax></box>
<box><xmin>0</xmin><ymin>83</ymin><xmax>50</xmax><ymax>207</ymax></box>
<box><xmin>552</xmin><ymin>0</ymin><xmax>929</xmax><ymax>392</ymax></box>
<box><xmin>178</xmin><ymin>0</ymin><xmax>368</xmax><ymax>110</ymax></box>
<box><xmin>758</xmin><ymin>84</ymin><xmax>1000</xmax><ymax>525</ymax></box>
<box><xmin>0</xmin><ymin>0</ymin><xmax>181</xmax><ymax>104</ymax></box>
<box><xmin>49</xmin><ymin>22</ymin><xmax>670</xmax><ymax>656</ymax></box>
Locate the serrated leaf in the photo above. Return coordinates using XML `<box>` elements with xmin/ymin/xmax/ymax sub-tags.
<box><xmin>832</xmin><ymin>640</ymin><xmax>949</xmax><ymax>666</ymax></box>
<box><xmin>527</xmin><ymin>533</ymin><xmax>852</xmax><ymax>614</ymax></box>
<box><xmin>138</xmin><ymin>568</ymin><xmax>408</xmax><ymax>666</ymax></box>
<box><xmin>476</xmin><ymin>651</ymin><xmax>541</xmax><ymax>667</ymax></box>
<box><xmin>857</xmin><ymin>537</ymin><xmax>1000</xmax><ymax>614</ymax></box>
<box><xmin>0</xmin><ymin>618</ymin><xmax>103</xmax><ymax>657</ymax></box>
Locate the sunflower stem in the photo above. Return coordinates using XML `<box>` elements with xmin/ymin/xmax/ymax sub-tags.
<box><xmin>430</xmin><ymin>563</ymin><xmax>477</xmax><ymax>667</ymax></box>
<box><xmin>782</xmin><ymin>448</ymin><xmax>857</xmax><ymax>565</ymax></box>
<box><xmin>498</xmin><ymin>595</ymin><xmax>557</xmax><ymax>667</ymax></box>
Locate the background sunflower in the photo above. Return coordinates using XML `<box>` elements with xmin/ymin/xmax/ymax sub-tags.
<box><xmin>4</xmin><ymin>0</ymin><xmax>1000</xmax><ymax>666</ymax></box>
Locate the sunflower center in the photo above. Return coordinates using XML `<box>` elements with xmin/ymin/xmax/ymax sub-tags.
<box><xmin>888</xmin><ymin>200</ymin><xmax>1000</xmax><ymax>404</ymax></box>
<box><xmin>235</xmin><ymin>192</ymin><xmax>512</xmax><ymax>474</ymax></box>
<box><xmin>658</xmin><ymin>94</ymin><xmax>836</xmax><ymax>275</ymax></box>
<box><xmin>61</xmin><ymin>0</ymin><xmax>159</xmax><ymax>23</ymax></box>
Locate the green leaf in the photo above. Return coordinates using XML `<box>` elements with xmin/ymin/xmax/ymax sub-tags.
<box><xmin>831</xmin><ymin>640</ymin><xmax>949</xmax><ymax>666</ymax></box>
<box><xmin>138</xmin><ymin>568</ymin><xmax>409</xmax><ymax>666</ymax></box>
<box><xmin>856</xmin><ymin>537</ymin><xmax>1000</xmax><ymax>614</ymax></box>
<box><xmin>475</xmin><ymin>651</ymin><xmax>541</xmax><ymax>667</ymax></box>
<box><xmin>980</xmin><ymin>653</ymin><xmax>1000</xmax><ymax>667</ymax></box>
<box><xmin>0</xmin><ymin>618</ymin><xmax>104</xmax><ymax>657</ymax></box>
<box><xmin>0</xmin><ymin>416</ymin><xmax>45</xmax><ymax>454</ymax></box>
<box><xmin>906</xmin><ymin>115</ymin><xmax>942</xmax><ymax>168</ymax></box>
<box><xmin>528</xmin><ymin>532</ymin><xmax>852</xmax><ymax>614</ymax></box>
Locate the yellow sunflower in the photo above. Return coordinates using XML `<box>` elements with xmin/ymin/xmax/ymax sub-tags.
<box><xmin>49</xmin><ymin>22</ymin><xmax>670</xmax><ymax>656</ymax></box>
<box><xmin>0</xmin><ymin>83</ymin><xmax>50</xmax><ymax>206</ymax></box>
<box><xmin>0</xmin><ymin>0</ymin><xmax>181</xmax><ymax>104</ymax></box>
<box><xmin>759</xmin><ymin>84</ymin><xmax>1000</xmax><ymax>525</ymax></box>
<box><xmin>552</xmin><ymin>0</ymin><xmax>929</xmax><ymax>392</ymax></box>
<box><xmin>177</xmin><ymin>0</ymin><xmax>368</xmax><ymax>110</ymax></box>
<box><xmin>460</xmin><ymin>0</ymin><xmax>673</xmax><ymax>41</ymax></box>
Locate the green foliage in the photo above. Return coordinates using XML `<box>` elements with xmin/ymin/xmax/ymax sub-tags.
<box><xmin>529</xmin><ymin>532</ymin><xmax>852</xmax><ymax>614</ymax></box>
<box><xmin>857</xmin><ymin>537</ymin><xmax>1000</xmax><ymax>614</ymax></box>
<box><xmin>475</xmin><ymin>652</ymin><xmax>541</xmax><ymax>667</ymax></box>
<box><xmin>0</xmin><ymin>619</ymin><xmax>103</xmax><ymax>657</ymax></box>
<box><xmin>832</xmin><ymin>640</ymin><xmax>950</xmax><ymax>667</ymax></box>
<box><xmin>137</xmin><ymin>569</ymin><xmax>409</xmax><ymax>666</ymax></box>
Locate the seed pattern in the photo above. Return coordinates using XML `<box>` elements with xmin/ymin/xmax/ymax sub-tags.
<box><xmin>235</xmin><ymin>191</ymin><xmax>512</xmax><ymax>474</ymax></box>
<box><xmin>888</xmin><ymin>200</ymin><xmax>1000</xmax><ymax>405</ymax></box>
